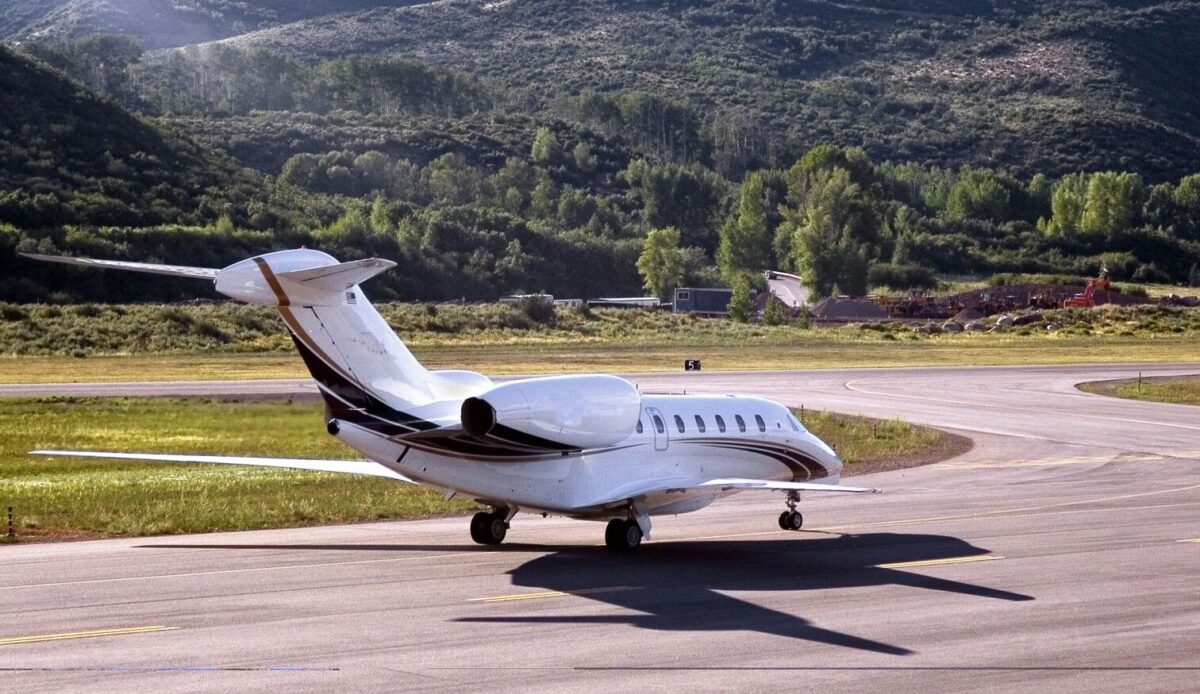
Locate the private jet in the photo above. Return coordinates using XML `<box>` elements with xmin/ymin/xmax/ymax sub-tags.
<box><xmin>25</xmin><ymin>250</ymin><xmax>878</xmax><ymax>551</ymax></box>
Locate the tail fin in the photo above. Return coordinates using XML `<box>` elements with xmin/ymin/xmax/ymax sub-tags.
<box><xmin>23</xmin><ymin>249</ymin><xmax>491</xmax><ymax>416</ymax></box>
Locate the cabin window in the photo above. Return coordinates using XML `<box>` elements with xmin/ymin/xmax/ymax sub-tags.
<box><xmin>755</xmin><ymin>414</ymin><xmax>766</xmax><ymax>432</ymax></box>
<box><xmin>636</xmin><ymin>420</ymin><xmax>644</xmax><ymax>434</ymax></box>
<box><xmin>674</xmin><ymin>414</ymin><xmax>686</xmax><ymax>433</ymax></box>
<box><xmin>735</xmin><ymin>415</ymin><xmax>746</xmax><ymax>433</ymax></box>
<box><xmin>652</xmin><ymin>415</ymin><xmax>665</xmax><ymax>434</ymax></box>
<box><xmin>694</xmin><ymin>415</ymin><xmax>706</xmax><ymax>433</ymax></box>
<box><xmin>715</xmin><ymin>415</ymin><xmax>726</xmax><ymax>433</ymax></box>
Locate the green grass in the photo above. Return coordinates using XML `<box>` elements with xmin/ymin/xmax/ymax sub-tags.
<box><xmin>1078</xmin><ymin>376</ymin><xmax>1200</xmax><ymax>406</ymax></box>
<box><xmin>0</xmin><ymin>397</ymin><xmax>962</xmax><ymax>542</ymax></box>
<box><xmin>0</xmin><ymin>397</ymin><xmax>474</xmax><ymax>540</ymax></box>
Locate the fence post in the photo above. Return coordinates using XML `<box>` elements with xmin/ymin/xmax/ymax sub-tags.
<box><xmin>6</xmin><ymin>506</ymin><xmax>13</xmax><ymax>540</ymax></box>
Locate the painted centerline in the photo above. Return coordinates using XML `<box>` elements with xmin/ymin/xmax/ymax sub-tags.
<box><xmin>0</xmin><ymin>625</ymin><xmax>177</xmax><ymax>647</ymax></box>
<box><xmin>877</xmin><ymin>555</ymin><xmax>1003</xmax><ymax>569</ymax></box>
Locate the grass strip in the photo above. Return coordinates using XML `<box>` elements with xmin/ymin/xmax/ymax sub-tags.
<box><xmin>2</xmin><ymin>334</ymin><xmax>1200</xmax><ymax>385</ymax></box>
<box><xmin>0</xmin><ymin>397</ymin><xmax>964</xmax><ymax>542</ymax></box>
<box><xmin>1077</xmin><ymin>375</ymin><xmax>1200</xmax><ymax>406</ymax></box>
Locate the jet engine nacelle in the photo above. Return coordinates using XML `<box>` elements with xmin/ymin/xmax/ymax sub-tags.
<box><xmin>461</xmin><ymin>375</ymin><xmax>641</xmax><ymax>450</ymax></box>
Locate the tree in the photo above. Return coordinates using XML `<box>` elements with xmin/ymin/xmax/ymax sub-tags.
<box><xmin>636</xmin><ymin>227</ymin><xmax>687</xmax><ymax>301</ymax></box>
<box><xmin>945</xmin><ymin>167</ymin><xmax>1012</xmax><ymax>222</ymax></box>
<box><xmin>1079</xmin><ymin>172</ymin><xmax>1143</xmax><ymax>236</ymax></box>
<box><xmin>782</xmin><ymin>167</ymin><xmax>879</xmax><ymax>298</ymax></box>
<box><xmin>1175</xmin><ymin>174</ymin><xmax>1200</xmax><ymax>237</ymax></box>
<box><xmin>717</xmin><ymin>172</ymin><xmax>772</xmax><ymax>280</ymax></box>
<box><xmin>531</xmin><ymin>127</ymin><xmax>560</xmax><ymax>164</ymax></box>
<box><xmin>727</xmin><ymin>275</ymin><xmax>753</xmax><ymax>323</ymax></box>
<box><xmin>572</xmin><ymin>142</ymin><xmax>597</xmax><ymax>172</ymax></box>
<box><xmin>762</xmin><ymin>293</ymin><xmax>788</xmax><ymax>325</ymax></box>
<box><xmin>623</xmin><ymin>159</ymin><xmax>727</xmax><ymax>253</ymax></box>
<box><xmin>1041</xmin><ymin>173</ymin><xmax>1088</xmax><ymax>235</ymax></box>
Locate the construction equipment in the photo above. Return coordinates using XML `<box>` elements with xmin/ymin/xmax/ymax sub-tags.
<box><xmin>1063</xmin><ymin>271</ymin><xmax>1112</xmax><ymax>308</ymax></box>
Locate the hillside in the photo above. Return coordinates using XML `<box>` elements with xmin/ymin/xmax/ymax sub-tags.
<box><xmin>0</xmin><ymin>44</ymin><xmax>270</xmax><ymax>229</ymax></box>
<box><xmin>204</xmin><ymin>0</ymin><xmax>1200</xmax><ymax>181</ymax></box>
<box><xmin>1</xmin><ymin>0</ymin><xmax>427</xmax><ymax>49</ymax></box>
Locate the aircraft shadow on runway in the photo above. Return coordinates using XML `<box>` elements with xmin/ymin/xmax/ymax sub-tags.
<box><xmin>142</xmin><ymin>532</ymin><xmax>1031</xmax><ymax>656</ymax></box>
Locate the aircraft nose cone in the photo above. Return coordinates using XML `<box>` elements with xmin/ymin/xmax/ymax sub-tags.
<box><xmin>806</xmin><ymin>432</ymin><xmax>843</xmax><ymax>479</ymax></box>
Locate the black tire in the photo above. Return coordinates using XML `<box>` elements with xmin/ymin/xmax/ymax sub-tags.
<box><xmin>605</xmin><ymin>518</ymin><xmax>642</xmax><ymax>552</ymax></box>
<box><xmin>485</xmin><ymin>514</ymin><xmax>508</xmax><ymax>545</ymax></box>
<box><xmin>778</xmin><ymin>511</ymin><xmax>791</xmax><ymax>530</ymax></box>
<box><xmin>469</xmin><ymin>511</ymin><xmax>491</xmax><ymax>545</ymax></box>
<box><xmin>788</xmin><ymin>511</ymin><xmax>804</xmax><ymax>530</ymax></box>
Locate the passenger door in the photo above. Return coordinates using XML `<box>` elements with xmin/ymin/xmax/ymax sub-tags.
<box><xmin>645</xmin><ymin>407</ymin><xmax>669</xmax><ymax>451</ymax></box>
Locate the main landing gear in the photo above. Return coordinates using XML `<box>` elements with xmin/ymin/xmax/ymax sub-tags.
<box><xmin>777</xmin><ymin>490</ymin><xmax>804</xmax><ymax>531</ymax></box>
<box><xmin>470</xmin><ymin>508</ymin><xmax>511</xmax><ymax>545</ymax></box>
<box><xmin>605</xmin><ymin>518</ymin><xmax>643</xmax><ymax>552</ymax></box>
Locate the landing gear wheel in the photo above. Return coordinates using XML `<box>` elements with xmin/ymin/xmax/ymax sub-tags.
<box><xmin>778</xmin><ymin>511</ymin><xmax>791</xmax><ymax>530</ymax></box>
<box><xmin>782</xmin><ymin>510</ymin><xmax>803</xmax><ymax>531</ymax></box>
<box><xmin>470</xmin><ymin>510</ymin><xmax>508</xmax><ymax>545</ymax></box>
<box><xmin>605</xmin><ymin>518</ymin><xmax>643</xmax><ymax>552</ymax></box>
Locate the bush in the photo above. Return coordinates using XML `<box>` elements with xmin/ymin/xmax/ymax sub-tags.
<box><xmin>516</xmin><ymin>295</ymin><xmax>556</xmax><ymax>326</ymax></box>
<box><xmin>868</xmin><ymin>263</ymin><xmax>938</xmax><ymax>291</ymax></box>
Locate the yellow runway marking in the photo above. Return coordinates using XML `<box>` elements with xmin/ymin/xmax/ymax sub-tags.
<box><xmin>0</xmin><ymin>625</ymin><xmax>177</xmax><ymax>647</ymax></box>
<box><xmin>470</xmin><ymin>586</ymin><xmax>634</xmax><ymax>604</ymax></box>
<box><xmin>877</xmin><ymin>555</ymin><xmax>1002</xmax><ymax>570</ymax></box>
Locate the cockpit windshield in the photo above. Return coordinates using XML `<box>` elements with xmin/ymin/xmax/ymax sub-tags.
<box><xmin>787</xmin><ymin>414</ymin><xmax>805</xmax><ymax>432</ymax></box>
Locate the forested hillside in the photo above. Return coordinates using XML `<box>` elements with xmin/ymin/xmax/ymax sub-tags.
<box><xmin>210</xmin><ymin>0</ymin><xmax>1200</xmax><ymax>180</ymax></box>
<box><xmin>2</xmin><ymin>1</ymin><xmax>1199</xmax><ymax>306</ymax></box>
<box><xmin>0</xmin><ymin>0</ymin><xmax>427</xmax><ymax>49</ymax></box>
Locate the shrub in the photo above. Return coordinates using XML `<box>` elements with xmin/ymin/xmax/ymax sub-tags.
<box><xmin>516</xmin><ymin>296</ymin><xmax>556</xmax><ymax>326</ymax></box>
<box><xmin>868</xmin><ymin>263</ymin><xmax>938</xmax><ymax>291</ymax></box>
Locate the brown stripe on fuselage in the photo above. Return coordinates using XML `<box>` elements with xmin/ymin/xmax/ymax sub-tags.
<box><xmin>252</xmin><ymin>256</ymin><xmax>360</xmax><ymax>388</ymax></box>
<box><xmin>252</xmin><ymin>256</ymin><xmax>291</xmax><ymax>307</ymax></box>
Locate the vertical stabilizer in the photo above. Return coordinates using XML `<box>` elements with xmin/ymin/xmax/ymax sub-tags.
<box><xmin>214</xmin><ymin>250</ymin><xmax>483</xmax><ymax>412</ymax></box>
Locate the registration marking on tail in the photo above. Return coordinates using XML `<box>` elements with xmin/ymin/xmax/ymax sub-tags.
<box><xmin>0</xmin><ymin>625</ymin><xmax>177</xmax><ymax>647</ymax></box>
<box><xmin>470</xmin><ymin>586</ymin><xmax>635</xmax><ymax>604</ymax></box>
<box><xmin>877</xmin><ymin>555</ymin><xmax>1003</xmax><ymax>570</ymax></box>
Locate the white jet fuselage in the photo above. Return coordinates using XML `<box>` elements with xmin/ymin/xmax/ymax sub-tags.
<box><xmin>335</xmin><ymin>392</ymin><xmax>842</xmax><ymax>519</ymax></box>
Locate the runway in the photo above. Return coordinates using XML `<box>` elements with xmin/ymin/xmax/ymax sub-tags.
<box><xmin>2</xmin><ymin>363</ymin><xmax>1199</xmax><ymax>692</ymax></box>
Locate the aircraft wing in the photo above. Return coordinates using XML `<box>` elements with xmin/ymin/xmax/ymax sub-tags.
<box><xmin>590</xmin><ymin>478</ymin><xmax>879</xmax><ymax>508</ymax></box>
<box><xmin>30</xmin><ymin>450</ymin><xmax>412</xmax><ymax>481</ymax></box>
<box><xmin>696</xmin><ymin>478</ymin><xmax>881</xmax><ymax>493</ymax></box>
<box><xmin>19</xmin><ymin>253</ymin><xmax>218</xmax><ymax>280</ymax></box>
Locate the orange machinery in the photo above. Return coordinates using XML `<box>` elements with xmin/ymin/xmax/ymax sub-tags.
<box><xmin>1063</xmin><ymin>272</ymin><xmax>1112</xmax><ymax>308</ymax></box>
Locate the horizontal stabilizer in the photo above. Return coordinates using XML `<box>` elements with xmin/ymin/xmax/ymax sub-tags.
<box><xmin>20</xmin><ymin>253</ymin><xmax>218</xmax><ymax>280</ymax></box>
<box><xmin>276</xmin><ymin>258</ymin><xmax>397</xmax><ymax>292</ymax></box>
<box><xmin>31</xmin><ymin>449</ymin><xmax>412</xmax><ymax>481</ymax></box>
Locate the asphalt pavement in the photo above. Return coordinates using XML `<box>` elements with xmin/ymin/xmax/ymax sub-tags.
<box><xmin>2</xmin><ymin>363</ymin><xmax>1199</xmax><ymax>692</ymax></box>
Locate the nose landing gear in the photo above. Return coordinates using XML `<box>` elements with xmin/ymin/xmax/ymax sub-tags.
<box><xmin>777</xmin><ymin>490</ymin><xmax>803</xmax><ymax>531</ymax></box>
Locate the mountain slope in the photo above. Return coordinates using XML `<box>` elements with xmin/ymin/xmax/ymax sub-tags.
<box><xmin>206</xmin><ymin>0</ymin><xmax>1200</xmax><ymax>180</ymax></box>
<box><xmin>0</xmin><ymin>44</ymin><xmax>262</xmax><ymax>228</ymax></box>
<box><xmin>3</xmin><ymin>0</ymin><xmax>428</xmax><ymax>49</ymax></box>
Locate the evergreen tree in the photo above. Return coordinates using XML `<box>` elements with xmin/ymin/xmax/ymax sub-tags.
<box><xmin>762</xmin><ymin>293</ymin><xmax>787</xmax><ymax>326</ymax></box>
<box><xmin>727</xmin><ymin>275</ymin><xmax>753</xmax><ymax>323</ymax></box>
<box><xmin>717</xmin><ymin>172</ymin><xmax>772</xmax><ymax>280</ymax></box>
